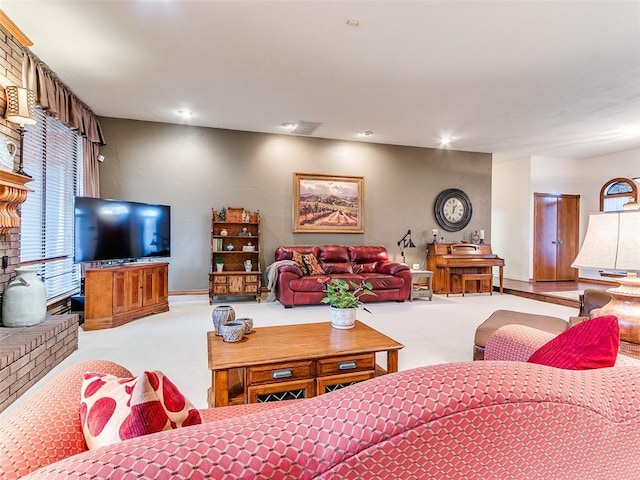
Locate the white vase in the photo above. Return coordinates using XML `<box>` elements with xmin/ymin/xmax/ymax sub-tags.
<box><xmin>216</xmin><ymin>264</ymin><xmax>224</xmax><ymax>272</ymax></box>
<box><xmin>2</xmin><ymin>267</ymin><xmax>47</xmax><ymax>327</ymax></box>
<box><xmin>330</xmin><ymin>307</ymin><xmax>357</xmax><ymax>329</ymax></box>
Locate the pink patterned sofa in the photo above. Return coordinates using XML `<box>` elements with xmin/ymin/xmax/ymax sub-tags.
<box><xmin>274</xmin><ymin>245</ymin><xmax>411</xmax><ymax>307</ymax></box>
<box><xmin>3</xmin><ymin>355</ymin><xmax>640</xmax><ymax>479</ymax></box>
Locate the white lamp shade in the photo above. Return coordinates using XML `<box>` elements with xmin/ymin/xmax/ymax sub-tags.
<box><xmin>4</xmin><ymin>86</ymin><xmax>37</xmax><ymax>126</ymax></box>
<box><xmin>572</xmin><ymin>210</ymin><xmax>640</xmax><ymax>271</ymax></box>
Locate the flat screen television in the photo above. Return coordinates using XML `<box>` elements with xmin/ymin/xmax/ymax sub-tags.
<box><xmin>74</xmin><ymin>197</ymin><xmax>171</xmax><ymax>263</ymax></box>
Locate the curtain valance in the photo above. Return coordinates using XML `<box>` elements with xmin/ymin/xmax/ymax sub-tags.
<box><xmin>22</xmin><ymin>49</ymin><xmax>105</xmax><ymax>146</ymax></box>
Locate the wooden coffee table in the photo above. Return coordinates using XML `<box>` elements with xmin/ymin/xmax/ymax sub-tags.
<box><xmin>207</xmin><ymin>320</ymin><xmax>404</xmax><ymax>407</ymax></box>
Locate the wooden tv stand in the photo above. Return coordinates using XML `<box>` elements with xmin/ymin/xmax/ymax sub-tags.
<box><xmin>84</xmin><ymin>262</ymin><xmax>169</xmax><ymax>330</ymax></box>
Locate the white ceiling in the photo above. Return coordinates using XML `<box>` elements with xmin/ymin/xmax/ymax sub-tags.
<box><xmin>3</xmin><ymin>0</ymin><xmax>640</xmax><ymax>159</ymax></box>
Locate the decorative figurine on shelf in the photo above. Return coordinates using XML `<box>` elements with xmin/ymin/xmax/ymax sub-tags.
<box><xmin>241</xmin><ymin>210</ymin><xmax>249</xmax><ymax>222</ymax></box>
<box><xmin>432</xmin><ymin>228</ymin><xmax>439</xmax><ymax>244</ymax></box>
<box><xmin>218</xmin><ymin>207</ymin><xmax>227</xmax><ymax>221</ymax></box>
<box><xmin>226</xmin><ymin>243</ymin><xmax>234</xmax><ymax>251</ymax></box>
<box><xmin>238</xmin><ymin>227</ymin><xmax>250</xmax><ymax>236</ymax></box>
<box><xmin>244</xmin><ymin>260</ymin><xmax>252</xmax><ymax>272</ymax></box>
<box><xmin>471</xmin><ymin>230</ymin><xmax>481</xmax><ymax>245</ymax></box>
<box><xmin>220</xmin><ymin>229</ymin><xmax>228</xmax><ymax>237</ymax></box>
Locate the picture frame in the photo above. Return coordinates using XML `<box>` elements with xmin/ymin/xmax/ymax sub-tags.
<box><xmin>293</xmin><ymin>173</ymin><xmax>364</xmax><ymax>233</ymax></box>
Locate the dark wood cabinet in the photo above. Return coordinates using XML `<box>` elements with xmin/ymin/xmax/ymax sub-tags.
<box><xmin>533</xmin><ymin>193</ymin><xmax>579</xmax><ymax>281</ymax></box>
<box><xmin>84</xmin><ymin>263</ymin><xmax>169</xmax><ymax>330</ymax></box>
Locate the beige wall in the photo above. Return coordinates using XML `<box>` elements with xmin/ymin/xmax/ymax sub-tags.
<box><xmin>98</xmin><ymin>118</ymin><xmax>492</xmax><ymax>292</ymax></box>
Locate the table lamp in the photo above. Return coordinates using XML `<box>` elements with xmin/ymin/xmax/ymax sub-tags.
<box><xmin>571</xmin><ymin>208</ymin><xmax>640</xmax><ymax>357</ymax></box>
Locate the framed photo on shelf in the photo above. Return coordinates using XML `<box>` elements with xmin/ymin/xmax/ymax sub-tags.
<box><xmin>293</xmin><ymin>172</ymin><xmax>364</xmax><ymax>233</ymax></box>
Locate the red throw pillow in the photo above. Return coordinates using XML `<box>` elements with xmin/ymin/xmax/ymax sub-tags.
<box><xmin>527</xmin><ymin>315</ymin><xmax>619</xmax><ymax>370</ymax></box>
<box><xmin>80</xmin><ymin>370</ymin><xmax>202</xmax><ymax>449</ymax></box>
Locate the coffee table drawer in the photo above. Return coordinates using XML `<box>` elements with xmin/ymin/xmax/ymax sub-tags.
<box><xmin>316</xmin><ymin>371</ymin><xmax>374</xmax><ymax>395</ymax></box>
<box><xmin>248</xmin><ymin>378</ymin><xmax>315</xmax><ymax>403</ymax></box>
<box><xmin>247</xmin><ymin>360</ymin><xmax>313</xmax><ymax>385</ymax></box>
<box><xmin>317</xmin><ymin>353</ymin><xmax>375</xmax><ymax>376</ymax></box>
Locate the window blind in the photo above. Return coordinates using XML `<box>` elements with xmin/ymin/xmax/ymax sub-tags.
<box><xmin>21</xmin><ymin>108</ymin><xmax>82</xmax><ymax>303</ymax></box>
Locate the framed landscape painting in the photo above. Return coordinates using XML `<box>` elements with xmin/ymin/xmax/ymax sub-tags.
<box><xmin>293</xmin><ymin>173</ymin><xmax>364</xmax><ymax>233</ymax></box>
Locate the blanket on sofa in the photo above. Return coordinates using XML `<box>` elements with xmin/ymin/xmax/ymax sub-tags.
<box><xmin>265</xmin><ymin>260</ymin><xmax>296</xmax><ymax>302</ymax></box>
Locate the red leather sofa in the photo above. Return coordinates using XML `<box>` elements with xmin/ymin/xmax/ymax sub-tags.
<box><xmin>274</xmin><ymin>245</ymin><xmax>411</xmax><ymax>307</ymax></box>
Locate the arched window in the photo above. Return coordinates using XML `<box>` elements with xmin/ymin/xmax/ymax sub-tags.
<box><xmin>600</xmin><ymin>177</ymin><xmax>638</xmax><ymax>212</ymax></box>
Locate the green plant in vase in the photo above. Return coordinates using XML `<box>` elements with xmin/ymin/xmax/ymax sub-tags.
<box><xmin>322</xmin><ymin>279</ymin><xmax>376</xmax><ymax>329</ymax></box>
<box><xmin>215</xmin><ymin>257</ymin><xmax>225</xmax><ymax>272</ymax></box>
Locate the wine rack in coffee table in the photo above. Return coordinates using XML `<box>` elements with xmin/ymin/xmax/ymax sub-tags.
<box><xmin>209</xmin><ymin>207</ymin><xmax>261</xmax><ymax>304</ymax></box>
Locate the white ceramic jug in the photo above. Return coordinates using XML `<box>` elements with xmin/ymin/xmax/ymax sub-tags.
<box><xmin>2</xmin><ymin>267</ymin><xmax>47</xmax><ymax>327</ymax></box>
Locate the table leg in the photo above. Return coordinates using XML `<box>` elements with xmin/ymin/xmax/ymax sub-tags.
<box><xmin>387</xmin><ymin>350</ymin><xmax>399</xmax><ymax>374</ymax></box>
<box><xmin>499</xmin><ymin>266</ymin><xmax>504</xmax><ymax>294</ymax></box>
<box><xmin>211</xmin><ymin>369</ymin><xmax>229</xmax><ymax>408</ymax></box>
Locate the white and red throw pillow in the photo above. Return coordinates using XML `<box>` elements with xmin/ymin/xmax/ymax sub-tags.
<box><xmin>80</xmin><ymin>370</ymin><xmax>202</xmax><ymax>450</ymax></box>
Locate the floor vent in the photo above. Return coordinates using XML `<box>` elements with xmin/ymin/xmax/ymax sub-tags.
<box><xmin>292</xmin><ymin>121</ymin><xmax>322</xmax><ymax>136</ymax></box>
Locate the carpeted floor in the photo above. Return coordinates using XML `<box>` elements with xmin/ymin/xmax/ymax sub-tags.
<box><xmin>1</xmin><ymin>292</ymin><xmax>577</xmax><ymax>416</ymax></box>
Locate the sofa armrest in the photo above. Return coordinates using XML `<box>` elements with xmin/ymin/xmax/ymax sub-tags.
<box><xmin>277</xmin><ymin>264</ymin><xmax>304</xmax><ymax>277</ymax></box>
<box><xmin>0</xmin><ymin>360</ymin><xmax>132</xmax><ymax>480</ymax></box>
<box><xmin>485</xmin><ymin>324</ymin><xmax>556</xmax><ymax>362</ymax></box>
<box><xmin>375</xmin><ymin>261</ymin><xmax>410</xmax><ymax>275</ymax></box>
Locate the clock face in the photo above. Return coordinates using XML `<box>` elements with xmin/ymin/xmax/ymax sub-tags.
<box><xmin>434</xmin><ymin>189</ymin><xmax>473</xmax><ymax>232</ymax></box>
<box><xmin>443</xmin><ymin>198</ymin><xmax>465</xmax><ymax>223</ymax></box>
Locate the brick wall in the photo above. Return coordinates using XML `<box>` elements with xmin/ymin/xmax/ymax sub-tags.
<box><xmin>0</xmin><ymin>315</ymin><xmax>79</xmax><ymax>412</ymax></box>
<box><xmin>0</xmin><ymin>22</ymin><xmax>26</xmax><ymax>299</ymax></box>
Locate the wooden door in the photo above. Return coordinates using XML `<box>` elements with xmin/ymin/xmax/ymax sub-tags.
<box><xmin>533</xmin><ymin>193</ymin><xmax>579</xmax><ymax>281</ymax></box>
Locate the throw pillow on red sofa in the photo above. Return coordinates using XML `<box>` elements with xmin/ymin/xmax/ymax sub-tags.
<box><xmin>80</xmin><ymin>370</ymin><xmax>202</xmax><ymax>450</ymax></box>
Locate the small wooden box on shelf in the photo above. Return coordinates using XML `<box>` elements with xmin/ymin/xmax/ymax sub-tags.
<box><xmin>209</xmin><ymin>207</ymin><xmax>262</xmax><ymax>304</ymax></box>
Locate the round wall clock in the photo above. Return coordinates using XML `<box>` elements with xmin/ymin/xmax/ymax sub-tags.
<box><xmin>434</xmin><ymin>188</ymin><xmax>473</xmax><ymax>232</ymax></box>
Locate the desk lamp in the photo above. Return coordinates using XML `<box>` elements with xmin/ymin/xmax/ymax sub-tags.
<box><xmin>397</xmin><ymin>229</ymin><xmax>416</xmax><ymax>265</ymax></box>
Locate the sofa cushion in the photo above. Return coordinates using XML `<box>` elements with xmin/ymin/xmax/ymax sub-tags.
<box><xmin>288</xmin><ymin>276</ymin><xmax>331</xmax><ymax>292</ymax></box>
<box><xmin>348</xmin><ymin>246</ymin><xmax>389</xmax><ymax>264</ymax></box>
<box><xmin>322</xmin><ymin>261</ymin><xmax>353</xmax><ymax>274</ymax></box>
<box><xmin>318</xmin><ymin>245</ymin><xmax>350</xmax><ymax>263</ymax></box>
<box><xmin>527</xmin><ymin>315</ymin><xmax>619</xmax><ymax>370</ymax></box>
<box><xmin>80</xmin><ymin>370</ymin><xmax>202</xmax><ymax>450</ymax></box>
<box><xmin>361</xmin><ymin>272</ymin><xmax>406</xmax><ymax>290</ymax></box>
<box><xmin>353</xmin><ymin>262</ymin><xmax>377</xmax><ymax>274</ymax></box>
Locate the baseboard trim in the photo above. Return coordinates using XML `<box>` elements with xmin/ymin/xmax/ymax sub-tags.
<box><xmin>169</xmin><ymin>289</ymin><xmax>208</xmax><ymax>296</ymax></box>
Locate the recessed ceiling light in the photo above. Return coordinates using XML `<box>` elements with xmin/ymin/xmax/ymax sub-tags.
<box><xmin>346</xmin><ymin>19</ymin><xmax>360</xmax><ymax>27</ymax></box>
<box><xmin>281</xmin><ymin>122</ymin><xmax>295</xmax><ymax>129</ymax></box>
<box><xmin>440</xmin><ymin>135</ymin><xmax>452</xmax><ymax>146</ymax></box>
<box><xmin>359</xmin><ymin>131</ymin><xmax>373</xmax><ymax>137</ymax></box>
<box><xmin>177</xmin><ymin>110</ymin><xmax>193</xmax><ymax>118</ymax></box>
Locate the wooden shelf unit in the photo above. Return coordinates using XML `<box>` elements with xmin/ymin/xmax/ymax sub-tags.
<box><xmin>209</xmin><ymin>207</ymin><xmax>262</xmax><ymax>304</ymax></box>
<box><xmin>84</xmin><ymin>262</ymin><xmax>169</xmax><ymax>330</ymax></box>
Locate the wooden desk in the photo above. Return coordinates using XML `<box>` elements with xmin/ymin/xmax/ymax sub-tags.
<box><xmin>207</xmin><ymin>321</ymin><xmax>404</xmax><ymax>407</ymax></box>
